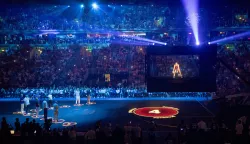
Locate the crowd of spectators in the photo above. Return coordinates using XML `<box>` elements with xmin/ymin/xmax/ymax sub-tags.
<box><xmin>0</xmin><ymin>5</ymin><xmax>249</xmax><ymax>98</ymax></box>
<box><xmin>0</xmin><ymin>41</ymin><xmax>250</xmax><ymax>98</ymax></box>
<box><xmin>0</xmin><ymin>5</ymin><xmax>167</xmax><ymax>31</ymax></box>
<box><xmin>1</xmin><ymin>115</ymin><xmax>250</xmax><ymax>144</ymax></box>
<box><xmin>1</xmin><ymin>117</ymin><xmax>78</xmax><ymax>138</ymax></box>
<box><xmin>219</xmin><ymin>42</ymin><xmax>250</xmax><ymax>81</ymax></box>
<box><xmin>215</xmin><ymin>42</ymin><xmax>250</xmax><ymax>97</ymax></box>
<box><xmin>0</xmin><ymin>5</ymin><xmax>249</xmax><ymax>33</ymax></box>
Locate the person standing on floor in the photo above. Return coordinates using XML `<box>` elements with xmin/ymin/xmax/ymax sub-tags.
<box><xmin>35</xmin><ymin>101</ymin><xmax>40</xmax><ymax>118</ymax></box>
<box><xmin>53</xmin><ymin>101</ymin><xmax>59</xmax><ymax>122</ymax></box>
<box><xmin>20</xmin><ymin>94</ymin><xmax>25</xmax><ymax>113</ymax></box>
<box><xmin>74</xmin><ymin>88</ymin><xmax>81</xmax><ymax>105</ymax></box>
<box><xmin>47</xmin><ymin>93</ymin><xmax>53</xmax><ymax>108</ymax></box>
<box><xmin>42</xmin><ymin>100</ymin><xmax>48</xmax><ymax>121</ymax></box>
<box><xmin>24</xmin><ymin>95</ymin><xmax>30</xmax><ymax>114</ymax></box>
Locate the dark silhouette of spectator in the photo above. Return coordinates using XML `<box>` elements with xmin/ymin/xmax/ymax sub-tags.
<box><xmin>178</xmin><ymin>120</ymin><xmax>187</xmax><ymax>143</ymax></box>
<box><xmin>148</xmin><ymin>127</ymin><xmax>156</xmax><ymax>144</ymax></box>
<box><xmin>35</xmin><ymin>123</ymin><xmax>42</xmax><ymax>136</ymax></box>
<box><xmin>85</xmin><ymin>127</ymin><xmax>96</xmax><ymax>144</ymax></box>
<box><xmin>23</xmin><ymin>118</ymin><xmax>30</xmax><ymax>136</ymax></box>
<box><xmin>165</xmin><ymin>133</ymin><xmax>175</xmax><ymax>144</ymax></box>
<box><xmin>103</xmin><ymin>123</ymin><xmax>112</xmax><ymax>144</ymax></box>
<box><xmin>68</xmin><ymin>127</ymin><xmax>77</xmax><ymax>144</ymax></box>
<box><xmin>133</xmin><ymin>124</ymin><xmax>142</xmax><ymax>144</ymax></box>
<box><xmin>14</xmin><ymin>118</ymin><xmax>20</xmax><ymax>132</ymax></box>
<box><xmin>235</xmin><ymin>120</ymin><xmax>244</xmax><ymax>144</ymax></box>
<box><xmin>113</xmin><ymin>124</ymin><xmax>124</xmax><ymax>144</ymax></box>
<box><xmin>1</xmin><ymin>117</ymin><xmax>10</xmax><ymax>137</ymax></box>
<box><xmin>62</xmin><ymin>128</ymin><xmax>69</xmax><ymax>136</ymax></box>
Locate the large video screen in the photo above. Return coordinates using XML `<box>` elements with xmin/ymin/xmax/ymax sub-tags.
<box><xmin>149</xmin><ymin>55</ymin><xmax>200</xmax><ymax>79</ymax></box>
<box><xmin>146</xmin><ymin>45</ymin><xmax>217</xmax><ymax>92</ymax></box>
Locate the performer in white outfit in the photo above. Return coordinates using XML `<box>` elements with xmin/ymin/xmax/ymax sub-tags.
<box><xmin>53</xmin><ymin>102</ymin><xmax>59</xmax><ymax>122</ymax></box>
<box><xmin>20</xmin><ymin>94</ymin><xmax>25</xmax><ymax>113</ymax></box>
<box><xmin>24</xmin><ymin>95</ymin><xmax>30</xmax><ymax>114</ymax></box>
<box><xmin>74</xmin><ymin>88</ymin><xmax>81</xmax><ymax>105</ymax></box>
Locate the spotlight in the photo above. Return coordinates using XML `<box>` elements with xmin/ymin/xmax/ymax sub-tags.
<box><xmin>92</xmin><ymin>3</ymin><xmax>98</xmax><ymax>9</ymax></box>
<box><xmin>80</xmin><ymin>4</ymin><xmax>84</xmax><ymax>8</ymax></box>
<box><xmin>208</xmin><ymin>42</ymin><xmax>211</xmax><ymax>45</ymax></box>
<box><xmin>68</xmin><ymin>5</ymin><xmax>70</xmax><ymax>8</ymax></box>
<box><xmin>182</xmin><ymin>0</ymin><xmax>199</xmax><ymax>47</ymax></box>
<box><xmin>164</xmin><ymin>43</ymin><xmax>167</xmax><ymax>45</ymax></box>
<box><xmin>152</xmin><ymin>43</ymin><xmax>155</xmax><ymax>45</ymax></box>
<box><xmin>196</xmin><ymin>41</ymin><xmax>200</xmax><ymax>46</ymax></box>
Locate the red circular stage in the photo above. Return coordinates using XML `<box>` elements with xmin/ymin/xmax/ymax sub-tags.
<box><xmin>129</xmin><ymin>106</ymin><xmax>179</xmax><ymax>119</ymax></box>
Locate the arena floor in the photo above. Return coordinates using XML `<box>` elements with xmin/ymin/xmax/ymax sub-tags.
<box><xmin>0</xmin><ymin>97</ymin><xmax>217</xmax><ymax>131</ymax></box>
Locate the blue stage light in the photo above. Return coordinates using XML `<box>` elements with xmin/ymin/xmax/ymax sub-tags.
<box><xmin>80</xmin><ymin>4</ymin><xmax>84</xmax><ymax>8</ymax></box>
<box><xmin>92</xmin><ymin>3</ymin><xmax>98</xmax><ymax>9</ymax></box>
<box><xmin>208</xmin><ymin>42</ymin><xmax>211</xmax><ymax>45</ymax></box>
<box><xmin>182</xmin><ymin>0</ymin><xmax>199</xmax><ymax>47</ymax></box>
<box><xmin>68</xmin><ymin>5</ymin><xmax>70</xmax><ymax>8</ymax></box>
<box><xmin>196</xmin><ymin>41</ymin><xmax>200</xmax><ymax>46</ymax></box>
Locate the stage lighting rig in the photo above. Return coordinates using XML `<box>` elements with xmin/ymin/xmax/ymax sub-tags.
<box><xmin>92</xmin><ymin>3</ymin><xmax>98</xmax><ymax>9</ymax></box>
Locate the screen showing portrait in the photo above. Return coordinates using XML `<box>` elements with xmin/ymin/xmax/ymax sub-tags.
<box><xmin>149</xmin><ymin>55</ymin><xmax>200</xmax><ymax>79</ymax></box>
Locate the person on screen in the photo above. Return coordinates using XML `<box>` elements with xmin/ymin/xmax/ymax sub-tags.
<box><xmin>172</xmin><ymin>62</ymin><xmax>182</xmax><ymax>78</ymax></box>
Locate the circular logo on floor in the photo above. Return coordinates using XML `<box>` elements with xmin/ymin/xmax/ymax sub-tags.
<box><xmin>62</xmin><ymin>122</ymin><xmax>77</xmax><ymax>127</ymax></box>
<box><xmin>31</xmin><ymin>114</ymin><xmax>44</xmax><ymax>119</ymax></box>
<box><xmin>52</xmin><ymin>119</ymin><xmax>65</xmax><ymax>123</ymax></box>
<box><xmin>74</xmin><ymin>104</ymin><xmax>84</xmax><ymax>106</ymax></box>
<box><xmin>30</xmin><ymin>109</ymin><xmax>42</xmax><ymax>113</ymax></box>
<box><xmin>59</xmin><ymin>105</ymin><xmax>71</xmax><ymax>108</ymax></box>
<box><xmin>129</xmin><ymin>106</ymin><xmax>179</xmax><ymax>119</ymax></box>
<box><xmin>86</xmin><ymin>102</ymin><xmax>96</xmax><ymax>105</ymax></box>
<box><xmin>40</xmin><ymin>117</ymin><xmax>53</xmax><ymax>121</ymax></box>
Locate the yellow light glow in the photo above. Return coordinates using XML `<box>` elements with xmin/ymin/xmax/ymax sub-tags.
<box><xmin>13</xmin><ymin>111</ymin><xmax>23</xmax><ymax>114</ymax></box>
<box><xmin>128</xmin><ymin>108</ymin><xmax>136</xmax><ymax>113</ymax></box>
<box><xmin>10</xmin><ymin>130</ymin><xmax>15</xmax><ymax>135</ymax></box>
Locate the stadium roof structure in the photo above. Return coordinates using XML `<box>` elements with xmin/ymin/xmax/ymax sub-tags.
<box><xmin>1</xmin><ymin>0</ymin><xmax>249</xmax><ymax>8</ymax></box>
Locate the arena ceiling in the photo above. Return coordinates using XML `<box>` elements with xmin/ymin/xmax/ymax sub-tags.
<box><xmin>1</xmin><ymin>0</ymin><xmax>249</xmax><ymax>7</ymax></box>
